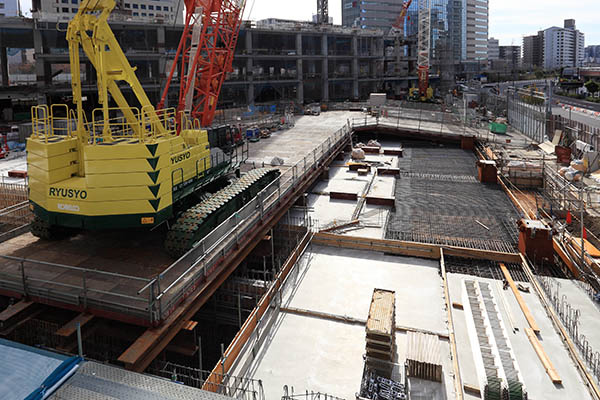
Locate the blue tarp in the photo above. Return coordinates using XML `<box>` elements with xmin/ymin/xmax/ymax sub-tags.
<box><xmin>25</xmin><ymin>355</ymin><xmax>83</xmax><ymax>400</ymax></box>
<box><xmin>0</xmin><ymin>338</ymin><xmax>81</xmax><ymax>400</ymax></box>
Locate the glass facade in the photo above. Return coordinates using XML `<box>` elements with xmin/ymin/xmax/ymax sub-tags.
<box><xmin>406</xmin><ymin>0</ymin><xmax>464</xmax><ymax>63</ymax></box>
<box><xmin>341</xmin><ymin>0</ymin><xmax>465</xmax><ymax>63</ymax></box>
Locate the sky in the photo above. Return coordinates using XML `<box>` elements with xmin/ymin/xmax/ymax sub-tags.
<box><xmin>242</xmin><ymin>0</ymin><xmax>600</xmax><ymax>46</ymax></box>
<box><xmin>18</xmin><ymin>0</ymin><xmax>600</xmax><ymax>46</ymax></box>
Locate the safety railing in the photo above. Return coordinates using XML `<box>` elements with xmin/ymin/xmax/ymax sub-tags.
<box><xmin>348</xmin><ymin>107</ymin><xmax>487</xmax><ymax>140</ymax></box>
<box><xmin>31</xmin><ymin>105</ymin><xmax>52</xmax><ymax>142</ymax></box>
<box><xmin>282</xmin><ymin>387</ymin><xmax>346</xmax><ymax>400</ymax></box>
<box><xmin>139</xmin><ymin>121</ymin><xmax>351</xmax><ymax>324</ymax></box>
<box><xmin>0</xmin><ymin>254</ymin><xmax>153</xmax><ymax>322</ymax></box>
<box><xmin>0</xmin><ymin>201</ymin><xmax>33</xmax><ymax>243</ymax></box>
<box><xmin>148</xmin><ymin>360</ymin><xmax>265</xmax><ymax>400</ymax></box>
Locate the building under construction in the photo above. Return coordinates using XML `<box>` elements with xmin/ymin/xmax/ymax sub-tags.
<box><xmin>2</xmin><ymin>1</ymin><xmax>600</xmax><ymax>400</ymax></box>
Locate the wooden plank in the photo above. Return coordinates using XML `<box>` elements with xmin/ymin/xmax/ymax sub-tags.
<box><xmin>569</xmin><ymin>237</ymin><xmax>600</xmax><ymax>261</ymax></box>
<box><xmin>313</xmin><ymin>232</ymin><xmax>522</xmax><ymax>263</ymax></box>
<box><xmin>499</xmin><ymin>263</ymin><xmax>540</xmax><ymax>334</ymax></box>
<box><xmin>56</xmin><ymin>313</ymin><xmax>95</xmax><ymax>338</ymax></box>
<box><xmin>182</xmin><ymin>320</ymin><xmax>198</xmax><ymax>331</ymax></box>
<box><xmin>329</xmin><ymin>191</ymin><xmax>358</xmax><ymax>201</ymax></box>
<box><xmin>463</xmin><ymin>383</ymin><xmax>481</xmax><ymax>397</ymax></box>
<box><xmin>0</xmin><ymin>300</ymin><xmax>37</xmax><ymax>327</ymax></box>
<box><xmin>440</xmin><ymin>249</ymin><xmax>464</xmax><ymax>400</ymax></box>
<box><xmin>366</xmin><ymin>289</ymin><xmax>395</xmax><ymax>337</ymax></box>
<box><xmin>525</xmin><ymin>327</ymin><xmax>562</xmax><ymax>384</ymax></box>
<box><xmin>319</xmin><ymin>220</ymin><xmax>360</xmax><ymax>233</ymax></box>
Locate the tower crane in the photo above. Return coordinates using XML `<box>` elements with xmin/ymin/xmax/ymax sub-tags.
<box><xmin>392</xmin><ymin>0</ymin><xmax>432</xmax><ymax>101</ymax></box>
<box><xmin>415</xmin><ymin>0</ymin><xmax>432</xmax><ymax>101</ymax></box>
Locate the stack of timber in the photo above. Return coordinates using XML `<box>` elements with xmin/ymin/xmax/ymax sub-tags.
<box><xmin>365</xmin><ymin>289</ymin><xmax>396</xmax><ymax>363</ymax></box>
<box><xmin>502</xmin><ymin>161</ymin><xmax>543</xmax><ymax>188</ymax></box>
<box><xmin>406</xmin><ymin>331</ymin><xmax>443</xmax><ymax>382</ymax></box>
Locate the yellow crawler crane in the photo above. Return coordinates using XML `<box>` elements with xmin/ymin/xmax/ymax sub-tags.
<box><xmin>27</xmin><ymin>0</ymin><xmax>279</xmax><ymax>256</ymax></box>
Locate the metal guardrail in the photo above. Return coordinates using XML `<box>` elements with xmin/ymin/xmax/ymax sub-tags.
<box><xmin>349</xmin><ymin>110</ymin><xmax>486</xmax><ymax>140</ymax></box>
<box><xmin>0</xmin><ymin>201</ymin><xmax>33</xmax><ymax>243</ymax></box>
<box><xmin>0</xmin><ymin>254</ymin><xmax>153</xmax><ymax>319</ymax></box>
<box><xmin>139</xmin><ymin>122</ymin><xmax>351</xmax><ymax>324</ymax></box>
<box><xmin>0</xmin><ymin>120</ymin><xmax>349</xmax><ymax>325</ymax></box>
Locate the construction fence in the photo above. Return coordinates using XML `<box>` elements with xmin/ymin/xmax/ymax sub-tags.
<box><xmin>507</xmin><ymin>88</ymin><xmax>548</xmax><ymax>144</ymax></box>
<box><xmin>550</xmin><ymin>114</ymin><xmax>600</xmax><ymax>152</ymax></box>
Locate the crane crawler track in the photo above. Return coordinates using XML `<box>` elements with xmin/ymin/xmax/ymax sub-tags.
<box><xmin>165</xmin><ymin>168</ymin><xmax>280</xmax><ymax>258</ymax></box>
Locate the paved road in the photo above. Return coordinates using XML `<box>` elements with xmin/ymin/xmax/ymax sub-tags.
<box><xmin>553</xmin><ymin>94</ymin><xmax>600</xmax><ymax>112</ymax></box>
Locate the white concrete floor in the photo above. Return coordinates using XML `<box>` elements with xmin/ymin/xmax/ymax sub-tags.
<box><xmin>290</xmin><ymin>140</ymin><xmax>399</xmax><ymax>237</ymax></box>
<box><xmin>230</xmin><ymin>245</ymin><xmax>451</xmax><ymax>400</ymax></box>
<box><xmin>245</xmin><ymin>111</ymin><xmax>356</xmax><ymax>167</ymax></box>
<box><xmin>284</xmin><ymin>245</ymin><xmax>447</xmax><ymax>334</ymax></box>
<box><xmin>447</xmin><ymin>273</ymin><xmax>593</xmax><ymax>400</ymax></box>
<box><xmin>543</xmin><ymin>277</ymin><xmax>600</xmax><ymax>367</ymax></box>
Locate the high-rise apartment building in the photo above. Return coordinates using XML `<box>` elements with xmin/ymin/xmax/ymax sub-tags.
<box><xmin>522</xmin><ymin>32</ymin><xmax>544</xmax><ymax>68</ymax></box>
<box><xmin>487</xmin><ymin>37</ymin><xmax>499</xmax><ymax>60</ymax></box>
<box><xmin>542</xmin><ymin>19</ymin><xmax>584</xmax><ymax>69</ymax></box>
<box><xmin>499</xmin><ymin>45</ymin><xmax>520</xmax><ymax>69</ymax></box>
<box><xmin>585</xmin><ymin>45</ymin><xmax>600</xmax><ymax>64</ymax></box>
<box><xmin>31</xmin><ymin>0</ymin><xmax>184</xmax><ymax>23</ymax></box>
<box><xmin>465</xmin><ymin>0</ymin><xmax>488</xmax><ymax>61</ymax></box>
<box><xmin>0</xmin><ymin>0</ymin><xmax>20</xmax><ymax>17</ymax></box>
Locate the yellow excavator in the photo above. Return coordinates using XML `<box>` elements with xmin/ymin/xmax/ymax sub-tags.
<box><xmin>26</xmin><ymin>0</ymin><xmax>279</xmax><ymax>257</ymax></box>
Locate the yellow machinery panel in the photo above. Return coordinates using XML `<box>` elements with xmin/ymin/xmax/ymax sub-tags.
<box><xmin>26</xmin><ymin>0</ymin><xmax>224</xmax><ymax>232</ymax></box>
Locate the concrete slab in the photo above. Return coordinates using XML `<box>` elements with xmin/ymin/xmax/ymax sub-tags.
<box><xmin>245</xmin><ymin>111</ymin><xmax>355</xmax><ymax>167</ymax></box>
<box><xmin>544</xmin><ymin>277</ymin><xmax>600</xmax><ymax>354</ymax></box>
<box><xmin>447</xmin><ymin>273</ymin><xmax>593</xmax><ymax>400</ymax></box>
<box><xmin>284</xmin><ymin>245</ymin><xmax>447</xmax><ymax>334</ymax></box>
<box><xmin>241</xmin><ymin>312</ymin><xmax>366</xmax><ymax>400</ymax></box>
<box><xmin>230</xmin><ymin>245</ymin><xmax>452</xmax><ymax>400</ymax></box>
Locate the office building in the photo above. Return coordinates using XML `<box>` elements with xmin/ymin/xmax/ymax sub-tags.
<box><xmin>342</xmin><ymin>0</ymin><xmax>466</xmax><ymax>64</ymax></box>
<box><xmin>341</xmin><ymin>0</ymin><xmax>403</xmax><ymax>29</ymax></box>
<box><xmin>465</xmin><ymin>0</ymin><xmax>488</xmax><ymax>61</ymax></box>
<box><xmin>487</xmin><ymin>37</ymin><xmax>499</xmax><ymax>60</ymax></box>
<box><xmin>31</xmin><ymin>0</ymin><xmax>184</xmax><ymax>23</ymax></box>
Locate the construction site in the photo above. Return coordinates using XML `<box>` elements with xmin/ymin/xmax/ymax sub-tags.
<box><xmin>2</xmin><ymin>0</ymin><xmax>600</xmax><ymax>399</ymax></box>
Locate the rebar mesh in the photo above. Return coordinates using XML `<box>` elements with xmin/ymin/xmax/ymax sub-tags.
<box><xmin>444</xmin><ymin>256</ymin><xmax>528</xmax><ymax>282</ymax></box>
<box><xmin>386</xmin><ymin>145</ymin><xmax>520</xmax><ymax>253</ymax></box>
